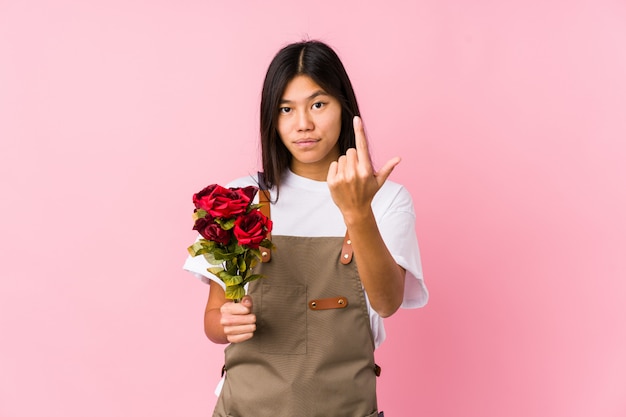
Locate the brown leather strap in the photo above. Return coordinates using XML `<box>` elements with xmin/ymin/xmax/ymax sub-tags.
<box><xmin>259</xmin><ymin>246</ymin><xmax>271</xmax><ymax>262</ymax></box>
<box><xmin>308</xmin><ymin>296</ymin><xmax>349</xmax><ymax>310</ymax></box>
<box><xmin>258</xmin><ymin>188</ymin><xmax>272</xmax><ymax>262</ymax></box>
<box><xmin>258</xmin><ymin>189</ymin><xmax>271</xmax><ymax>220</ymax></box>
<box><xmin>340</xmin><ymin>233</ymin><xmax>353</xmax><ymax>264</ymax></box>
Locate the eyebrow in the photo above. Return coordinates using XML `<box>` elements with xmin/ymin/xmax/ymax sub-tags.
<box><xmin>279</xmin><ymin>90</ymin><xmax>329</xmax><ymax>105</ymax></box>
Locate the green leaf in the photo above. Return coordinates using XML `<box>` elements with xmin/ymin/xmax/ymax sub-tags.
<box><xmin>243</xmin><ymin>274</ymin><xmax>264</xmax><ymax>284</ymax></box>
<box><xmin>216</xmin><ymin>218</ymin><xmax>236</xmax><ymax>230</ymax></box>
<box><xmin>207</xmin><ymin>267</ymin><xmax>224</xmax><ymax>276</ymax></box>
<box><xmin>212</xmin><ymin>248</ymin><xmax>239</xmax><ymax>261</ymax></box>
<box><xmin>248</xmin><ymin>248</ymin><xmax>262</xmax><ymax>263</ymax></box>
<box><xmin>202</xmin><ymin>251</ymin><xmax>223</xmax><ymax>265</ymax></box>
<box><xmin>259</xmin><ymin>239</ymin><xmax>275</xmax><ymax>249</ymax></box>
<box><xmin>192</xmin><ymin>209</ymin><xmax>207</xmax><ymax>221</ymax></box>
<box><xmin>220</xmin><ymin>273</ymin><xmax>243</xmax><ymax>287</ymax></box>
<box><xmin>188</xmin><ymin>241</ymin><xmax>212</xmax><ymax>257</ymax></box>
<box><xmin>248</xmin><ymin>257</ymin><xmax>259</xmax><ymax>269</ymax></box>
<box><xmin>225</xmin><ymin>285</ymin><xmax>245</xmax><ymax>301</ymax></box>
<box><xmin>225</xmin><ymin>261</ymin><xmax>238</xmax><ymax>276</ymax></box>
<box><xmin>232</xmin><ymin>244</ymin><xmax>245</xmax><ymax>255</ymax></box>
<box><xmin>238</xmin><ymin>256</ymin><xmax>247</xmax><ymax>273</ymax></box>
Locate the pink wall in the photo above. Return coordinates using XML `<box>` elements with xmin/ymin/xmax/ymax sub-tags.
<box><xmin>1</xmin><ymin>1</ymin><xmax>625</xmax><ymax>416</ymax></box>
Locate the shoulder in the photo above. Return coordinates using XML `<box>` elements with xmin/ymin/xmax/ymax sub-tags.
<box><xmin>225</xmin><ymin>174</ymin><xmax>261</xmax><ymax>188</ymax></box>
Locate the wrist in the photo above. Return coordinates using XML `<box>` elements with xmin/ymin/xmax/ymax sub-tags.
<box><xmin>343</xmin><ymin>208</ymin><xmax>376</xmax><ymax>229</ymax></box>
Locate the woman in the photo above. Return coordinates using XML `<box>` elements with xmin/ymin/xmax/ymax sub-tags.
<box><xmin>184</xmin><ymin>40</ymin><xmax>428</xmax><ymax>417</ymax></box>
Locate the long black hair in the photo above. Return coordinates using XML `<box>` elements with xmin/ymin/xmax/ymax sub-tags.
<box><xmin>260</xmin><ymin>40</ymin><xmax>361</xmax><ymax>193</ymax></box>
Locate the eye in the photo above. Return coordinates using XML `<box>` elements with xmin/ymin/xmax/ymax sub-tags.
<box><xmin>312</xmin><ymin>102</ymin><xmax>326</xmax><ymax>110</ymax></box>
<box><xmin>279</xmin><ymin>107</ymin><xmax>291</xmax><ymax>114</ymax></box>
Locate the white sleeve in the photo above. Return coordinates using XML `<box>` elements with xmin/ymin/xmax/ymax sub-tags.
<box><xmin>376</xmin><ymin>184</ymin><xmax>429</xmax><ymax>309</ymax></box>
<box><xmin>182</xmin><ymin>243</ymin><xmax>226</xmax><ymax>289</ymax></box>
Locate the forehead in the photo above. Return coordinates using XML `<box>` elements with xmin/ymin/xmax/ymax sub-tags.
<box><xmin>281</xmin><ymin>75</ymin><xmax>327</xmax><ymax>100</ymax></box>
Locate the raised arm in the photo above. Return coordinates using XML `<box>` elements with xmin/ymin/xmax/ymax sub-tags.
<box><xmin>326</xmin><ymin>116</ymin><xmax>405</xmax><ymax>317</ymax></box>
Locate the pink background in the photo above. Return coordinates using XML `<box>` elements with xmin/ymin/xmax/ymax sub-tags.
<box><xmin>2</xmin><ymin>1</ymin><xmax>625</xmax><ymax>416</ymax></box>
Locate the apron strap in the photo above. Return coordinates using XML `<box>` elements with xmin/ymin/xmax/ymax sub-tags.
<box><xmin>340</xmin><ymin>233</ymin><xmax>354</xmax><ymax>264</ymax></box>
<box><xmin>257</xmin><ymin>173</ymin><xmax>272</xmax><ymax>263</ymax></box>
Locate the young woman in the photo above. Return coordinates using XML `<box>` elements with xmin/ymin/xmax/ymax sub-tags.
<box><xmin>184</xmin><ymin>40</ymin><xmax>428</xmax><ymax>417</ymax></box>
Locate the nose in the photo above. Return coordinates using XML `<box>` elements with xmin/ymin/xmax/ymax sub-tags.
<box><xmin>296</xmin><ymin>110</ymin><xmax>314</xmax><ymax>132</ymax></box>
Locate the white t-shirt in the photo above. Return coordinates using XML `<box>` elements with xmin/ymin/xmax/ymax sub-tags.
<box><xmin>183</xmin><ymin>170</ymin><xmax>428</xmax><ymax>348</ymax></box>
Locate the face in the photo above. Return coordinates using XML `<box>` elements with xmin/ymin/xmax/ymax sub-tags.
<box><xmin>277</xmin><ymin>75</ymin><xmax>342</xmax><ymax>179</ymax></box>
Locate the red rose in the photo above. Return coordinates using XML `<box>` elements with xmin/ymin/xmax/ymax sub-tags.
<box><xmin>193</xmin><ymin>184</ymin><xmax>257</xmax><ymax>218</ymax></box>
<box><xmin>233</xmin><ymin>211</ymin><xmax>273</xmax><ymax>249</ymax></box>
<box><xmin>193</xmin><ymin>217</ymin><xmax>231</xmax><ymax>245</ymax></box>
<box><xmin>232</xmin><ymin>186</ymin><xmax>258</xmax><ymax>202</ymax></box>
<box><xmin>192</xmin><ymin>184</ymin><xmax>219</xmax><ymax>210</ymax></box>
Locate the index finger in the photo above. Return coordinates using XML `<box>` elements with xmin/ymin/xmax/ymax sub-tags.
<box><xmin>221</xmin><ymin>300</ymin><xmax>251</xmax><ymax>315</ymax></box>
<box><xmin>353</xmin><ymin>116</ymin><xmax>372</xmax><ymax>165</ymax></box>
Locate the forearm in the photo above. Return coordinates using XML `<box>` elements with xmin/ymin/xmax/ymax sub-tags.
<box><xmin>204</xmin><ymin>307</ymin><xmax>229</xmax><ymax>344</ymax></box>
<box><xmin>204</xmin><ymin>280</ymin><xmax>229</xmax><ymax>344</ymax></box>
<box><xmin>345</xmin><ymin>209</ymin><xmax>405</xmax><ymax>317</ymax></box>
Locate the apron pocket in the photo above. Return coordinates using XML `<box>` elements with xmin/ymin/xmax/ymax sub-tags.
<box><xmin>258</xmin><ymin>284</ymin><xmax>306</xmax><ymax>355</ymax></box>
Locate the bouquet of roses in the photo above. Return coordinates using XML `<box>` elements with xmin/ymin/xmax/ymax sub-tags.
<box><xmin>187</xmin><ymin>184</ymin><xmax>273</xmax><ymax>301</ymax></box>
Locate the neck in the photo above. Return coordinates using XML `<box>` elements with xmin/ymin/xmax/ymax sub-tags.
<box><xmin>289</xmin><ymin>161</ymin><xmax>330</xmax><ymax>181</ymax></box>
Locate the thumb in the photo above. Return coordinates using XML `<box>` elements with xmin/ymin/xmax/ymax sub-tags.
<box><xmin>241</xmin><ymin>295</ymin><xmax>253</xmax><ymax>310</ymax></box>
<box><xmin>375</xmin><ymin>157</ymin><xmax>401</xmax><ymax>186</ymax></box>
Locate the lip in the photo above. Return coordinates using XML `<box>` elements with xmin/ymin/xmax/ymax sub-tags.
<box><xmin>293</xmin><ymin>138</ymin><xmax>320</xmax><ymax>148</ymax></box>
